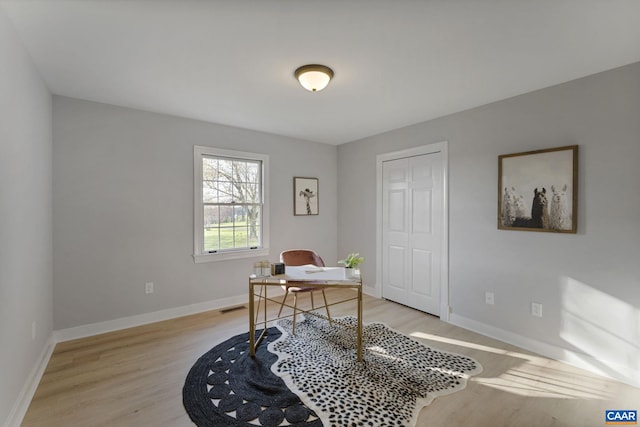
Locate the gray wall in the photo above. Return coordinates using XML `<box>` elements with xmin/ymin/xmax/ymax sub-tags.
<box><xmin>53</xmin><ymin>97</ymin><xmax>338</xmax><ymax>330</ymax></box>
<box><xmin>0</xmin><ymin>7</ymin><xmax>53</xmax><ymax>425</ymax></box>
<box><xmin>338</xmin><ymin>62</ymin><xmax>640</xmax><ymax>385</ymax></box>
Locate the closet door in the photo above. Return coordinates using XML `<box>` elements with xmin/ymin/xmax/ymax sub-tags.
<box><xmin>381</xmin><ymin>152</ymin><xmax>443</xmax><ymax>315</ymax></box>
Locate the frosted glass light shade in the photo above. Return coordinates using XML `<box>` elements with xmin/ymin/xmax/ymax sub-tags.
<box><xmin>295</xmin><ymin>64</ymin><xmax>334</xmax><ymax>92</ymax></box>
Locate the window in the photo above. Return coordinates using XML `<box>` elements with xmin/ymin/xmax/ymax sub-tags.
<box><xmin>194</xmin><ymin>146</ymin><xmax>269</xmax><ymax>262</ymax></box>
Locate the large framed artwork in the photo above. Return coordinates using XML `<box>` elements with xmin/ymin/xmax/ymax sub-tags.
<box><xmin>294</xmin><ymin>177</ymin><xmax>319</xmax><ymax>216</ymax></box>
<box><xmin>498</xmin><ymin>145</ymin><xmax>578</xmax><ymax>233</ymax></box>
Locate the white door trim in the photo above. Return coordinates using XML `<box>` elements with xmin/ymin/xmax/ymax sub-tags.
<box><xmin>375</xmin><ymin>141</ymin><xmax>449</xmax><ymax>321</ymax></box>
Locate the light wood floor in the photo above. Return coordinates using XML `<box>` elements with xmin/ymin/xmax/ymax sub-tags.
<box><xmin>22</xmin><ymin>289</ymin><xmax>639</xmax><ymax>427</ymax></box>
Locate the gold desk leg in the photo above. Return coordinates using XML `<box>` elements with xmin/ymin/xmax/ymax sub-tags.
<box><xmin>357</xmin><ymin>282</ymin><xmax>363</xmax><ymax>362</ymax></box>
<box><xmin>249</xmin><ymin>281</ymin><xmax>256</xmax><ymax>357</ymax></box>
<box><xmin>263</xmin><ymin>284</ymin><xmax>267</xmax><ymax>329</ymax></box>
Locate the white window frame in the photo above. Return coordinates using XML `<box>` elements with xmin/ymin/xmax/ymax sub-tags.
<box><xmin>193</xmin><ymin>145</ymin><xmax>269</xmax><ymax>263</ymax></box>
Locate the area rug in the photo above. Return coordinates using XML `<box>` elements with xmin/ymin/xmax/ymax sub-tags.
<box><xmin>183</xmin><ymin>326</ymin><xmax>321</xmax><ymax>427</ymax></box>
<box><xmin>183</xmin><ymin>316</ymin><xmax>482</xmax><ymax>427</ymax></box>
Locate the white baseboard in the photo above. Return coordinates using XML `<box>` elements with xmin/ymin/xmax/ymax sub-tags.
<box><xmin>362</xmin><ymin>283</ymin><xmax>380</xmax><ymax>298</ymax></box>
<box><xmin>3</xmin><ymin>337</ymin><xmax>55</xmax><ymax>427</ymax></box>
<box><xmin>54</xmin><ymin>290</ymin><xmax>283</xmax><ymax>343</ymax></box>
<box><xmin>5</xmin><ymin>290</ymin><xmax>288</xmax><ymax>427</ymax></box>
<box><xmin>449</xmin><ymin>313</ymin><xmax>640</xmax><ymax>389</ymax></box>
<box><xmin>1</xmin><ymin>293</ymin><xmax>257</xmax><ymax>426</ymax></box>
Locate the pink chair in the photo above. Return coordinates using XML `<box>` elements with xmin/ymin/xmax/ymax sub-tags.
<box><xmin>277</xmin><ymin>249</ymin><xmax>332</xmax><ymax>333</ymax></box>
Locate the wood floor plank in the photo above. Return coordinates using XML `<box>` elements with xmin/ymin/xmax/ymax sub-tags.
<box><xmin>21</xmin><ymin>290</ymin><xmax>639</xmax><ymax>427</ymax></box>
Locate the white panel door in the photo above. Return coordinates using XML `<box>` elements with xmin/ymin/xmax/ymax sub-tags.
<box><xmin>382</xmin><ymin>152</ymin><xmax>443</xmax><ymax>315</ymax></box>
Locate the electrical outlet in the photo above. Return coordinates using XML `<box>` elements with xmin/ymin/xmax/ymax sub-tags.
<box><xmin>531</xmin><ymin>302</ymin><xmax>543</xmax><ymax>317</ymax></box>
<box><xmin>485</xmin><ymin>292</ymin><xmax>495</xmax><ymax>305</ymax></box>
<box><xmin>145</xmin><ymin>282</ymin><xmax>154</xmax><ymax>294</ymax></box>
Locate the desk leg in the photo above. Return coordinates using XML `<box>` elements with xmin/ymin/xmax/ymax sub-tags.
<box><xmin>357</xmin><ymin>284</ymin><xmax>363</xmax><ymax>362</ymax></box>
<box><xmin>249</xmin><ymin>281</ymin><xmax>255</xmax><ymax>357</ymax></box>
<box><xmin>263</xmin><ymin>284</ymin><xmax>267</xmax><ymax>329</ymax></box>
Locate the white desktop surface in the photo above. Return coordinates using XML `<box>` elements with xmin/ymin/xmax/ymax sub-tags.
<box><xmin>283</xmin><ymin>265</ymin><xmax>357</xmax><ymax>282</ymax></box>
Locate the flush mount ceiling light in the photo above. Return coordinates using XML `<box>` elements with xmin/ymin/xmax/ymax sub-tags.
<box><xmin>294</xmin><ymin>64</ymin><xmax>334</xmax><ymax>92</ymax></box>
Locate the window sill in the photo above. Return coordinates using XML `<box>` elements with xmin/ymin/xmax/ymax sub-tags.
<box><xmin>193</xmin><ymin>248</ymin><xmax>270</xmax><ymax>263</ymax></box>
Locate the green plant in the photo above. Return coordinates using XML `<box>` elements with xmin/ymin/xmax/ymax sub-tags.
<box><xmin>338</xmin><ymin>252</ymin><xmax>364</xmax><ymax>269</ymax></box>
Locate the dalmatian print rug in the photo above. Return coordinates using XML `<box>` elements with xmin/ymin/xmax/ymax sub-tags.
<box><xmin>183</xmin><ymin>316</ymin><xmax>481</xmax><ymax>427</ymax></box>
<box><xmin>269</xmin><ymin>316</ymin><xmax>483</xmax><ymax>427</ymax></box>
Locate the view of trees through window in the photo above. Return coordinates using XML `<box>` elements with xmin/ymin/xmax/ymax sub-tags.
<box><xmin>202</xmin><ymin>156</ymin><xmax>262</xmax><ymax>252</ymax></box>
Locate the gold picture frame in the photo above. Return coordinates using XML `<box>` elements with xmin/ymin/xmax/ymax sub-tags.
<box><xmin>498</xmin><ymin>145</ymin><xmax>578</xmax><ymax>233</ymax></box>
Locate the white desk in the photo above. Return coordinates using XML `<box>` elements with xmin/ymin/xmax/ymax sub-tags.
<box><xmin>248</xmin><ymin>266</ymin><xmax>363</xmax><ymax>362</ymax></box>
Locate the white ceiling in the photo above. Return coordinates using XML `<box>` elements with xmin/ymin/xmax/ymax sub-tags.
<box><xmin>2</xmin><ymin>1</ymin><xmax>640</xmax><ymax>145</ymax></box>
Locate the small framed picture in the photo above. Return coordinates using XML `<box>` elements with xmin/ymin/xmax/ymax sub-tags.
<box><xmin>498</xmin><ymin>145</ymin><xmax>578</xmax><ymax>233</ymax></box>
<box><xmin>294</xmin><ymin>177</ymin><xmax>319</xmax><ymax>216</ymax></box>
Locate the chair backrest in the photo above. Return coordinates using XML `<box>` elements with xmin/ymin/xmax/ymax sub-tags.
<box><xmin>280</xmin><ymin>249</ymin><xmax>325</xmax><ymax>267</ymax></box>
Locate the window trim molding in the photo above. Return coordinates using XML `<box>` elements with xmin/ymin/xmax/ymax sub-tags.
<box><xmin>193</xmin><ymin>145</ymin><xmax>269</xmax><ymax>263</ymax></box>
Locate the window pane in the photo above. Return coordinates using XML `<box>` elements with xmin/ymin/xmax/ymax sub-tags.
<box><xmin>202</xmin><ymin>157</ymin><xmax>218</xmax><ymax>203</ymax></box>
<box><xmin>218</xmin><ymin>159</ymin><xmax>233</xmax><ymax>181</ymax></box>
<box><xmin>196</xmin><ymin>147</ymin><xmax>266</xmax><ymax>257</ymax></box>
<box><xmin>246</xmin><ymin>162</ymin><xmax>259</xmax><ymax>183</ymax></box>
<box><xmin>234</xmin><ymin>226</ymin><xmax>248</xmax><ymax>248</ymax></box>
<box><xmin>233</xmin><ymin>205</ymin><xmax>244</xmax><ymax>224</ymax></box>
<box><xmin>218</xmin><ymin>181</ymin><xmax>233</xmax><ymax>203</ymax></box>
<box><xmin>203</xmin><ymin>205</ymin><xmax>220</xmax><ymax>251</ymax></box>
<box><xmin>246</xmin><ymin>206</ymin><xmax>261</xmax><ymax>242</ymax></box>
<box><xmin>219</xmin><ymin>206</ymin><xmax>233</xmax><ymax>224</ymax></box>
<box><xmin>203</xmin><ymin>187</ymin><xmax>217</xmax><ymax>203</ymax></box>
<box><xmin>219</xmin><ymin>225</ymin><xmax>234</xmax><ymax>250</ymax></box>
<box><xmin>202</xmin><ymin>157</ymin><xmax>218</xmax><ymax>181</ymax></box>
<box><xmin>244</xmin><ymin>184</ymin><xmax>260</xmax><ymax>203</ymax></box>
<box><xmin>204</xmin><ymin>227</ymin><xmax>219</xmax><ymax>252</ymax></box>
<box><xmin>248</xmin><ymin>225</ymin><xmax>260</xmax><ymax>247</ymax></box>
<box><xmin>204</xmin><ymin>205</ymin><xmax>219</xmax><ymax>227</ymax></box>
<box><xmin>234</xmin><ymin>161</ymin><xmax>247</xmax><ymax>183</ymax></box>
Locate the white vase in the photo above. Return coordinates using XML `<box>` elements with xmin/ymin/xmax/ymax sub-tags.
<box><xmin>345</xmin><ymin>268</ymin><xmax>359</xmax><ymax>279</ymax></box>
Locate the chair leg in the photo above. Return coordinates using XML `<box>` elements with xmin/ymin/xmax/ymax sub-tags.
<box><xmin>310</xmin><ymin>291</ymin><xmax>315</xmax><ymax>309</ymax></box>
<box><xmin>292</xmin><ymin>293</ymin><xmax>298</xmax><ymax>335</ymax></box>
<box><xmin>321</xmin><ymin>290</ymin><xmax>332</xmax><ymax>325</ymax></box>
<box><xmin>277</xmin><ymin>288</ymin><xmax>289</xmax><ymax>318</ymax></box>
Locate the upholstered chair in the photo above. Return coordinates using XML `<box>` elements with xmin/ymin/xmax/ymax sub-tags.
<box><xmin>277</xmin><ymin>249</ymin><xmax>332</xmax><ymax>333</ymax></box>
